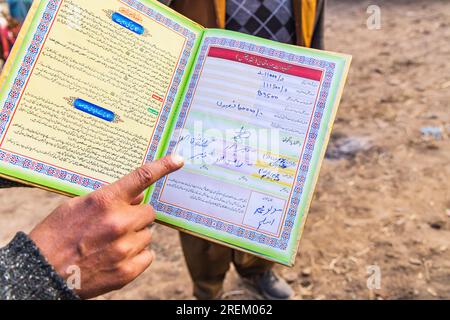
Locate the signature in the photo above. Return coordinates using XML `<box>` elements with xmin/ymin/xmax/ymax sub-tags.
<box><xmin>178</xmin><ymin>133</ymin><xmax>215</xmax><ymax>148</ymax></box>
<box><xmin>253</xmin><ymin>205</ymin><xmax>283</xmax><ymax>230</ymax></box>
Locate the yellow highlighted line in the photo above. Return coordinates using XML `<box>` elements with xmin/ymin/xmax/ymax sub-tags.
<box><xmin>255</xmin><ymin>160</ymin><xmax>296</xmax><ymax>176</ymax></box>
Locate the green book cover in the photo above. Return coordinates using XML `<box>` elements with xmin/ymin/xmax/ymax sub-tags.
<box><xmin>0</xmin><ymin>0</ymin><xmax>351</xmax><ymax>266</ymax></box>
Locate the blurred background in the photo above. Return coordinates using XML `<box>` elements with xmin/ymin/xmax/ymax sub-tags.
<box><xmin>0</xmin><ymin>0</ymin><xmax>32</xmax><ymax>69</ymax></box>
<box><xmin>0</xmin><ymin>0</ymin><xmax>448</xmax><ymax>300</ymax></box>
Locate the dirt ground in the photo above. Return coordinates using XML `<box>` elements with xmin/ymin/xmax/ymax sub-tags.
<box><xmin>0</xmin><ymin>0</ymin><xmax>449</xmax><ymax>300</ymax></box>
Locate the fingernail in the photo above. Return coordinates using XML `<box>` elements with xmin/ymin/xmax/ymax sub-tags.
<box><xmin>171</xmin><ymin>154</ymin><xmax>184</xmax><ymax>166</ymax></box>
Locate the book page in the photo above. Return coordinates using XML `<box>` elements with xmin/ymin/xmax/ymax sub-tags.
<box><xmin>150</xmin><ymin>29</ymin><xmax>351</xmax><ymax>265</ymax></box>
<box><xmin>0</xmin><ymin>0</ymin><xmax>202</xmax><ymax>193</ymax></box>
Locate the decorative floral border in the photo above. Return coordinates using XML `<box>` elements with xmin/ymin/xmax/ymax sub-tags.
<box><xmin>151</xmin><ymin>37</ymin><xmax>336</xmax><ymax>250</ymax></box>
<box><xmin>0</xmin><ymin>0</ymin><xmax>197</xmax><ymax>191</ymax></box>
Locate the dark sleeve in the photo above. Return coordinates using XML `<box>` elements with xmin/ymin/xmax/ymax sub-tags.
<box><xmin>0</xmin><ymin>178</ymin><xmax>30</xmax><ymax>189</ymax></box>
<box><xmin>0</xmin><ymin>232</ymin><xmax>79</xmax><ymax>300</ymax></box>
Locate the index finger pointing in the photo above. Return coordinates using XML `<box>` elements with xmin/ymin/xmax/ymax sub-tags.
<box><xmin>102</xmin><ymin>154</ymin><xmax>184</xmax><ymax>203</ymax></box>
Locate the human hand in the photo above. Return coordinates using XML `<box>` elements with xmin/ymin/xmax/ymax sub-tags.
<box><xmin>29</xmin><ymin>155</ymin><xmax>184</xmax><ymax>299</ymax></box>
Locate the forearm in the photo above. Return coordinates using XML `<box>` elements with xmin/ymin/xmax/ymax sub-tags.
<box><xmin>0</xmin><ymin>232</ymin><xmax>79</xmax><ymax>300</ymax></box>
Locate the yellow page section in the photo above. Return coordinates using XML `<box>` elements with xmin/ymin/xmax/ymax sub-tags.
<box><xmin>1</xmin><ymin>0</ymin><xmax>188</xmax><ymax>183</ymax></box>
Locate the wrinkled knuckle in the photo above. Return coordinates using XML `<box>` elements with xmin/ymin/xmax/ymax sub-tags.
<box><xmin>136</xmin><ymin>166</ymin><xmax>154</xmax><ymax>185</ymax></box>
<box><xmin>85</xmin><ymin>193</ymin><xmax>110</xmax><ymax>212</ymax></box>
<box><xmin>113</xmin><ymin>242</ymin><xmax>130</xmax><ymax>260</ymax></box>
<box><xmin>105</xmin><ymin>217</ymin><xmax>127</xmax><ymax>237</ymax></box>
<box><xmin>118</xmin><ymin>264</ymin><xmax>135</xmax><ymax>281</ymax></box>
<box><xmin>110</xmin><ymin>222</ymin><xmax>126</xmax><ymax>238</ymax></box>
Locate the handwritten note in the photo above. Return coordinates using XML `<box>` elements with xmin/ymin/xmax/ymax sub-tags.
<box><xmin>158</xmin><ymin>42</ymin><xmax>323</xmax><ymax>236</ymax></box>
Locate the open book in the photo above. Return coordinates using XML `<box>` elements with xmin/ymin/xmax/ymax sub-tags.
<box><xmin>0</xmin><ymin>0</ymin><xmax>351</xmax><ymax>266</ymax></box>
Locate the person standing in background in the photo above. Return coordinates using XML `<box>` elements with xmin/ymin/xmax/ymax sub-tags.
<box><xmin>0</xmin><ymin>0</ymin><xmax>30</xmax><ymax>64</ymax></box>
<box><xmin>161</xmin><ymin>0</ymin><xmax>325</xmax><ymax>300</ymax></box>
<box><xmin>0</xmin><ymin>11</ymin><xmax>20</xmax><ymax>63</ymax></box>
